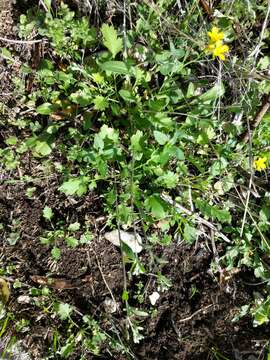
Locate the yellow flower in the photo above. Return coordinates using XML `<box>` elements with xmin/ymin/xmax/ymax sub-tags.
<box><xmin>208</xmin><ymin>26</ymin><xmax>224</xmax><ymax>43</ymax></box>
<box><xmin>206</xmin><ymin>40</ymin><xmax>229</xmax><ymax>61</ymax></box>
<box><xmin>92</xmin><ymin>72</ymin><xmax>105</xmax><ymax>84</ymax></box>
<box><xmin>253</xmin><ymin>157</ymin><xmax>267</xmax><ymax>171</ymax></box>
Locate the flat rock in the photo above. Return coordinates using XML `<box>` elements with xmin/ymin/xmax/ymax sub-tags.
<box><xmin>104</xmin><ymin>230</ymin><xmax>143</xmax><ymax>253</ymax></box>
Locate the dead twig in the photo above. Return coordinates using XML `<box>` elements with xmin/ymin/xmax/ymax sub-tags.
<box><xmin>242</xmin><ymin>93</ymin><xmax>270</xmax><ymax>143</ymax></box>
<box><xmin>179</xmin><ymin>304</ymin><xmax>214</xmax><ymax>323</ymax></box>
<box><xmin>198</xmin><ymin>0</ymin><xmax>213</xmax><ymax>18</ymax></box>
<box><xmin>240</xmin><ymin>113</ymin><xmax>254</xmax><ymax>237</ymax></box>
<box><xmin>210</xmin><ymin>228</ymin><xmax>223</xmax><ymax>274</ymax></box>
<box><xmin>0</xmin><ymin>36</ymin><xmax>46</xmax><ymax>45</ymax></box>
<box><xmin>160</xmin><ymin>193</ymin><xmax>231</xmax><ymax>243</ymax></box>
<box><xmin>91</xmin><ymin>249</ymin><xmax>117</xmax><ymax>306</ymax></box>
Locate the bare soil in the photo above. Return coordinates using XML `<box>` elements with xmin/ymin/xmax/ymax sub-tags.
<box><xmin>1</xmin><ymin>2</ymin><xmax>270</xmax><ymax>360</ymax></box>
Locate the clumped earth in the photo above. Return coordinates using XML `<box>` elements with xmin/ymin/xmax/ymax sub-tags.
<box><xmin>1</xmin><ymin>1</ymin><xmax>270</xmax><ymax>360</ymax></box>
<box><xmin>1</xmin><ymin>178</ymin><xmax>270</xmax><ymax>359</ymax></box>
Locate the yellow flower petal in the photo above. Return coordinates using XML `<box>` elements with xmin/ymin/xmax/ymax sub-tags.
<box><xmin>211</xmin><ymin>41</ymin><xmax>229</xmax><ymax>60</ymax></box>
<box><xmin>253</xmin><ymin>157</ymin><xmax>267</xmax><ymax>171</ymax></box>
<box><xmin>208</xmin><ymin>26</ymin><xmax>224</xmax><ymax>43</ymax></box>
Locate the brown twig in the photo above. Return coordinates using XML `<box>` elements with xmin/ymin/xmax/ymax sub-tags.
<box><xmin>242</xmin><ymin>93</ymin><xmax>270</xmax><ymax>143</ymax></box>
<box><xmin>198</xmin><ymin>0</ymin><xmax>213</xmax><ymax>18</ymax></box>
<box><xmin>178</xmin><ymin>304</ymin><xmax>214</xmax><ymax>323</ymax></box>
<box><xmin>160</xmin><ymin>193</ymin><xmax>231</xmax><ymax>243</ymax></box>
<box><xmin>92</xmin><ymin>250</ymin><xmax>117</xmax><ymax>305</ymax></box>
<box><xmin>0</xmin><ymin>36</ymin><xmax>46</xmax><ymax>45</ymax></box>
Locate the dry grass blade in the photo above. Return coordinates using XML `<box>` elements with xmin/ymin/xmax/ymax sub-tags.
<box><xmin>160</xmin><ymin>193</ymin><xmax>231</xmax><ymax>243</ymax></box>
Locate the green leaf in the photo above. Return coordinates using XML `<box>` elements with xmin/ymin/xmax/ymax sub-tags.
<box><xmin>100</xmin><ymin>61</ymin><xmax>130</xmax><ymax>75</ymax></box>
<box><xmin>93</xmin><ymin>133</ymin><xmax>104</xmax><ymax>150</ymax></box>
<box><xmin>195</xmin><ymin>199</ymin><xmax>231</xmax><ymax>224</ymax></box>
<box><xmin>36</xmin><ymin>102</ymin><xmax>55</xmax><ymax>115</ymax></box>
<box><xmin>68</xmin><ymin>222</ymin><xmax>80</xmax><ymax>232</ymax></box>
<box><xmin>156</xmin><ymin>171</ymin><xmax>179</xmax><ymax>189</ymax></box>
<box><xmin>199</xmin><ymin>82</ymin><xmax>225</xmax><ymax>102</ymax></box>
<box><xmin>65</xmin><ymin>236</ymin><xmax>79</xmax><ymax>248</ymax></box>
<box><xmin>183</xmin><ymin>223</ymin><xmax>197</xmax><ymax>244</ymax></box>
<box><xmin>253</xmin><ymin>301</ymin><xmax>270</xmax><ymax>326</ymax></box>
<box><xmin>101</xmin><ymin>24</ymin><xmax>123</xmax><ymax>58</ymax></box>
<box><xmin>7</xmin><ymin>232</ymin><xmax>20</xmax><ymax>245</ymax></box>
<box><xmin>5</xmin><ymin>136</ymin><xmax>17</xmax><ymax>145</ymax></box>
<box><xmin>119</xmin><ymin>89</ymin><xmax>136</xmax><ymax>102</ymax></box>
<box><xmin>153</xmin><ymin>130</ymin><xmax>169</xmax><ymax>145</ymax></box>
<box><xmin>93</xmin><ymin>95</ymin><xmax>108</xmax><ymax>111</ymax></box>
<box><xmin>51</xmin><ymin>247</ymin><xmax>61</xmax><ymax>261</ymax></box>
<box><xmin>69</xmin><ymin>90</ymin><xmax>92</xmax><ymax>106</ymax></box>
<box><xmin>122</xmin><ymin>290</ymin><xmax>129</xmax><ymax>301</ymax></box>
<box><xmin>80</xmin><ymin>232</ymin><xmax>93</xmax><ymax>244</ymax></box>
<box><xmin>60</xmin><ymin>342</ymin><xmax>74</xmax><ymax>359</ymax></box>
<box><xmin>34</xmin><ymin>140</ymin><xmax>52</xmax><ymax>156</ymax></box>
<box><xmin>1</xmin><ymin>47</ymin><xmax>13</xmax><ymax>61</ymax></box>
<box><xmin>145</xmin><ymin>195</ymin><xmax>167</xmax><ymax>218</ymax></box>
<box><xmin>59</xmin><ymin>177</ymin><xmax>89</xmax><ymax>196</ymax></box>
<box><xmin>43</xmin><ymin>206</ymin><xmax>53</xmax><ymax>220</ymax></box>
<box><xmin>176</xmin><ymin>148</ymin><xmax>185</xmax><ymax>160</ymax></box>
<box><xmin>130</xmin><ymin>130</ymin><xmax>143</xmax><ymax>155</ymax></box>
<box><xmin>25</xmin><ymin>187</ymin><xmax>36</xmax><ymax>199</ymax></box>
<box><xmin>57</xmin><ymin>302</ymin><xmax>73</xmax><ymax>320</ymax></box>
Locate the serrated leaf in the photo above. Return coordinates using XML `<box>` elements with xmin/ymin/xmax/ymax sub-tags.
<box><xmin>80</xmin><ymin>232</ymin><xmax>93</xmax><ymax>244</ymax></box>
<box><xmin>130</xmin><ymin>130</ymin><xmax>143</xmax><ymax>154</ymax></box>
<box><xmin>65</xmin><ymin>236</ymin><xmax>79</xmax><ymax>248</ymax></box>
<box><xmin>145</xmin><ymin>195</ymin><xmax>167</xmax><ymax>218</ymax></box>
<box><xmin>34</xmin><ymin>140</ymin><xmax>52</xmax><ymax>156</ymax></box>
<box><xmin>57</xmin><ymin>302</ymin><xmax>73</xmax><ymax>320</ymax></box>
<box><xmin>101</xmin><ymin>24</ymin><xmax>123</xmax><ymax>58</ymax></box>
<box><xmin>68</xmin><ymin>222</ymin><xmax>80</xmax><ymax>232</ymax></box>
<box><xmin>59</xmin><ymin>178</ymin><xmax>89</xmax><ymax>196</ymax></box>
<box><xmin>69</xmin><ymin>90</ymin><xmax>92</xmax><ymax>106</ymax></box>
<box><xmin>51</xmin><ymin>246</ymin><xmax>61</xmax><ymax>261</ymax></box>
<box><xmin>43</xmin><ymin>206</ymin><xmax>53</xmax><ymax>220</ymax></box>
<box><xmin>183</xmin><ymin>223</ymin><xmax>197</xmax><ymax>244</ymax></box>
<box><xmin>156</xmin><ymin>171</ymin><xmax>179</xmax><ymax>189</ymax></box>
<box><xmin>93</xmin><ymin>95</ymin><xmax>108</xmax><ymax>111</ymax></box>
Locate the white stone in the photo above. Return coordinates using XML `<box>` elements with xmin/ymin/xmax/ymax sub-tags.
<box><xmin>149</xmin><ymin>291</ymin><xmax>160</xmax><ymax>306</ymax></box>
<box><xmin>104</xmin><ymin>230</ymin><xmax>143</xmax><ymax>254</ymax></box>
<box><xmin>103</xmin><ymin>297</ymin><xmax>118</xmax><ymax>314</ymax></box>
<box><xmin>17</xmin><ymin>295</ymin><xmax>32</xmax><ymax>304</ymax></box>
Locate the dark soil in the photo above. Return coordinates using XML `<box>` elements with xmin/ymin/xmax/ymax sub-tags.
<box><xmin>1</xmin><ymin>179</ymin><xmax>269</xmax><ymax>360</ymax></box>
<box><xmin>1</xmin><ymin>2</ymin><xmax>270</xmax><ymax>360</ymax></box>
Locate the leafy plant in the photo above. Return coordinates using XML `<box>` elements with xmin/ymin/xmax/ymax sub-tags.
<box><xmin>1</xmin><ymin>0</ymin><xmax>270</xmax><ymax>358</ymax></box>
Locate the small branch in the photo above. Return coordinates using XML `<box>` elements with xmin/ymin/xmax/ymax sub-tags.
<box><xmin>92</xmin><ymin>250</ymin><xmax>117</xmax><ymax>305</ymax></box>
<box><xmin>0</xmin><ymin>36</ymin><xmax>46</xmax><ymax>45</ymax></box>
<box><xmin>198</xmin><ymin>0</ymin><xmax>213</xmax><ymax>18</ymax></box>
<box><xmin>161</xmin><ymin>193</ymin><xmax>231</xmax><ymax>243</ymax></box>
<box><xmin>179</xmin><ymin>304</ymin><xmax>214</xmax><ymax>323</ymax></box>
<box><xmin>39</xmin><ymin>0</ymin><xmax>49</xmax><ymax>12</ymax></box>
<box><xmin>241</xmin><ymin>115</ymin><xmax>254</xmax><ymax>237</ymax></box>
<box><xmin>242</xmin><ymin>93</ymin><xmax>270</xmax><ymax>143</ymax></box>
<box><xmin>210</xmin><ymin>228</ymin><xmax>223</xmax><ymax>274</ymax></box>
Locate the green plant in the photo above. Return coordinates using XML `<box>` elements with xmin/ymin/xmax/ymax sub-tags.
<box><xmin>1</xmin><ymin>0</ymin><xmax>270</xmax><ymax>357</ymax></box>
